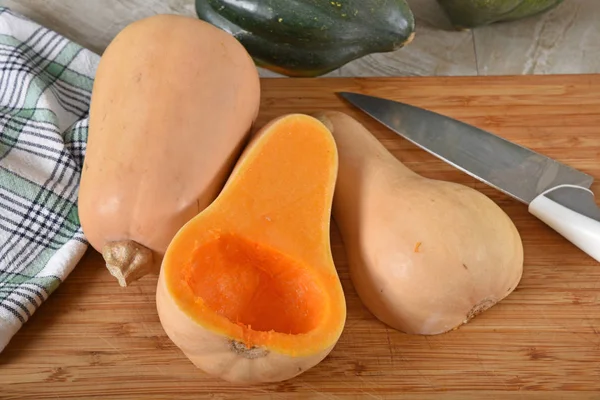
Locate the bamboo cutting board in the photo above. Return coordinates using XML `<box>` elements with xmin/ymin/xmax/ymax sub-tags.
<box><xmin>1</xmin><ymin>75</ymin><xmax>600</xmax><ymax>399</ymax></box>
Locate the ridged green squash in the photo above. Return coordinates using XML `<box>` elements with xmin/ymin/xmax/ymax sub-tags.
<box><xmin>437</xmin><ymin>0</ymin><xmax>565</xmax><ymax>29</ymax></box>
<box><xmin>195</xmin><ymin>0</ymin><xmax>415</xmax><ymax>77</ymax></box>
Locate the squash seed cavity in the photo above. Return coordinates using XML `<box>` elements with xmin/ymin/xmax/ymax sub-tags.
<box><xmin>184</xmin><ymin>233</ymin><xmax>326</xmax><ymax>335</ymax></box>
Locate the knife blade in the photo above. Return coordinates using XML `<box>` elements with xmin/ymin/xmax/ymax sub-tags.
<box><xmin>338</xmin><ymin>91</ymin><xmax>600</xmax><ymax>263</ymax></box>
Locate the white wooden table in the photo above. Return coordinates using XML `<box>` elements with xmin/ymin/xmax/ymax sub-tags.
<box><xmin>2</xmin><ymin>0</ymin><xmax>599</xmax><ymax>77</ymax></box>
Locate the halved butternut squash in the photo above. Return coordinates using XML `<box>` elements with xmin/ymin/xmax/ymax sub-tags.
<box><xmin>156</xmin><ymin>114</ymin><xmax>346</xmax><ymax>383</ymax></box>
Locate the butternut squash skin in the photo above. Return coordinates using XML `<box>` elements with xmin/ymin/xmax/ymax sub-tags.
<box><xmin>156</xmin><ymin>114</ymin><xmax>346</xmax><ymax>383</ymax></box>
<box><xmin>315</xmin><ymin>111</ymin><xmax>523</xmax><ymax>335</ymax></box>
<box><xmin>78</xmin><ymin>14</ymin><xmax>260</xmax><ymax>286</ymax></box>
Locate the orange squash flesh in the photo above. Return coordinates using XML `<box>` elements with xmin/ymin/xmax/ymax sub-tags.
<box><xmin>156</xmin><ymin>114</ymin><xmax>346</xmax><ymax>383</ymax></box>
<box><xmin>182</xmin><ymin>234</ymin><xmax>326</xmax><ymax>335</ymax></box>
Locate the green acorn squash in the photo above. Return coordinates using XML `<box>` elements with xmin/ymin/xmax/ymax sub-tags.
<box><xmin>195</xmin><ymin>0</ymin><xmax>415</xmax><ymax>77</ymax></box>
<box><xmin>437</xmin><ymin>0</ymin><xmax>565</xmax><ymax>29</ymax></box>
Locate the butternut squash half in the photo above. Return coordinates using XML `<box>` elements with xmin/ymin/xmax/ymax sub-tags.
<box><xmin>156</xmin><ymin>114</ymin><xmax>346</xmax><ymax>384</ymax></box>
<box><xmin>78</xmin><ymin>14</ymin><xmax>260</xmax><ymax>286</ymax></box>
<box><xmin>315</xmin><ymin>111</ymin><xmax>523</xmax><ymax>335</ymax></box>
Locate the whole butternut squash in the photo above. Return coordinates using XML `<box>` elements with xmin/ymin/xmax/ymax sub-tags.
<box><xmin>156</xmin><ymin>114</ymin><xmax>346</xmax><ymax>383</ymax></box>
<box><xmin>314</xmin><ymin>111</ymin><xmax>523</xmax><ymax>335</ymax></box>
<box><xmin>78</xmin><ymin>14</ymin><xmax>260</xmax><ymax>286</ymax></box>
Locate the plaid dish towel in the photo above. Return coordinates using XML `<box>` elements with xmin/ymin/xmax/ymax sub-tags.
<box><xmin>0</xmin><ymin>7</ymin><xmax>99</xmax><ymax>352</ymax></box>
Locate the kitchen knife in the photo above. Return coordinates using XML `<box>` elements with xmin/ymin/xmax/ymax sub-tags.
<box><xmin>338</xmin><ymin>91</ymin><xmax>600</xmax><ymax>263</ymax></box>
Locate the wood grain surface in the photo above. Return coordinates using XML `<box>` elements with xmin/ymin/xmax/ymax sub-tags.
<box><xmin>1</xmin><ymin>75</ymin><xmax>600</xmax><ymax>399</ymax></box>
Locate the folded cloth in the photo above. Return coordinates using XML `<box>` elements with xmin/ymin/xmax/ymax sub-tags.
<box><xmin>0</xmin><ymin>7</ymin><xmax>100</xmax><ymax>352</ymax></box>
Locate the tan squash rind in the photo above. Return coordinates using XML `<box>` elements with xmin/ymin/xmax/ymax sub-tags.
<box><xmin>79</xmin><ymin>14</ymin><xmax>261</xmax><ymax>287</ymax></box>
<box><xmin>315</xmin><ymin>110</ymin><xmax>524</xmax><ymax>335</ymax></box>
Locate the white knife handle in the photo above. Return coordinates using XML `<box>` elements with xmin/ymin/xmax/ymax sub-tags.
<box><xmin>529</xmin><ymin>184</ymin><xmax>600</xmax><ymax>263</ymax></box>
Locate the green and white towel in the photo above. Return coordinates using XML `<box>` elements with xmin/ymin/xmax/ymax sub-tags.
<box><xmin>0</xmin><ymin>7</ymin><xmax>99</xmax><ymax>352</ymax></box>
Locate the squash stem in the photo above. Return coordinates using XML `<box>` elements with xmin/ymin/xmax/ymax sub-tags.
<box><xmin>102</xmin><ymin>240</ymin><xmax>154</xmax><ymax>287</ymax></box>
